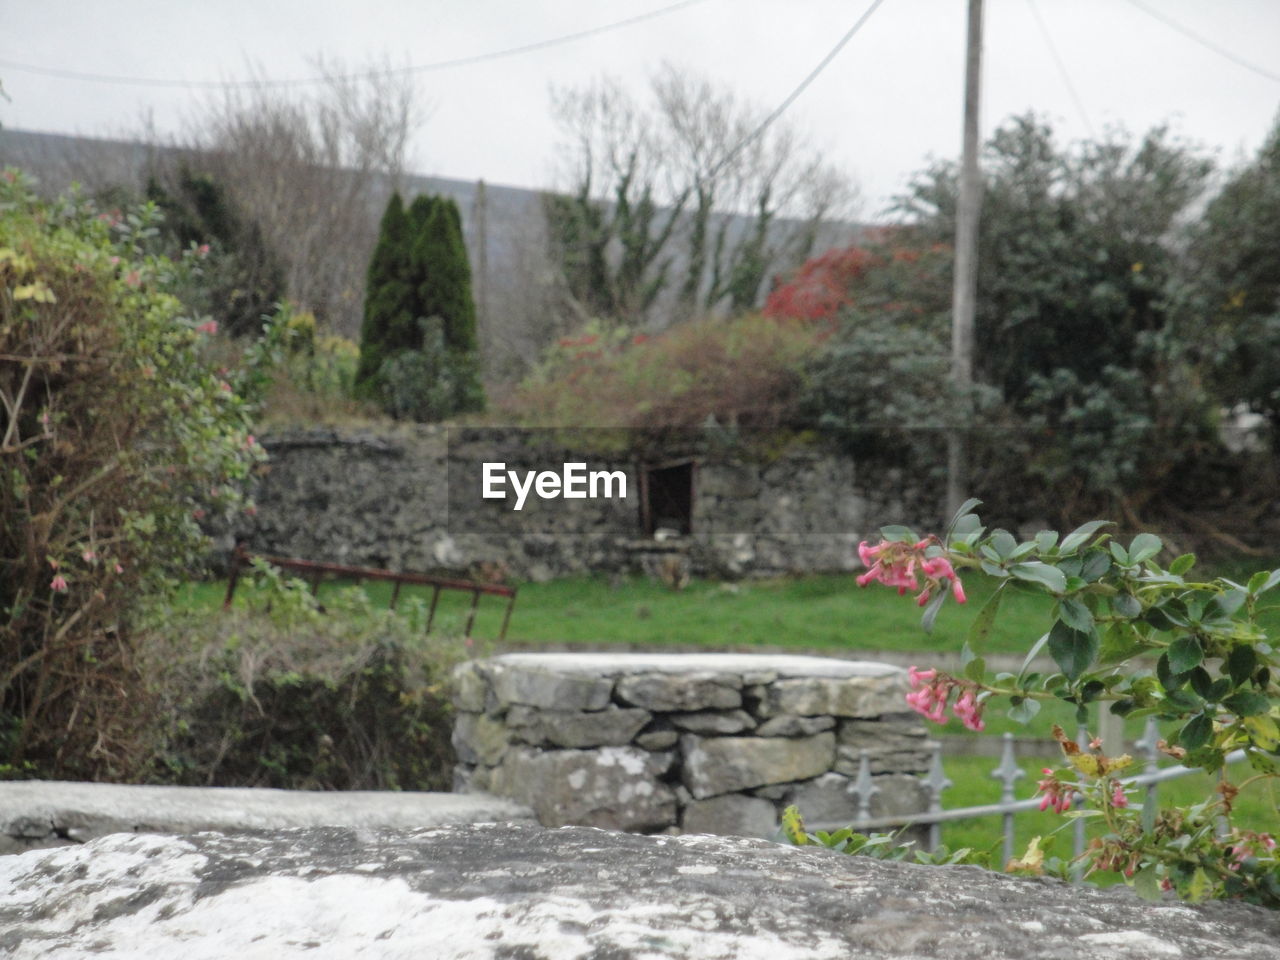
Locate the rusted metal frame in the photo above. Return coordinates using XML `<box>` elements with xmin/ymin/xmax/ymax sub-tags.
<box><xmin>224</xmin><ymin>548</ymin><xmax>519</xmax><ymax>640</ymax></box>
<box><xmin>245</xmin><ymin>551</ymin><xmax>515</xmax><ymax>598</ymax></box>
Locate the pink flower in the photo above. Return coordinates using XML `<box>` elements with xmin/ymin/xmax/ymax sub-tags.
<box><xmin>124</xmin><ymin>270</ymin><xmax>141</xmax><ymax>288</ymax></box>
<box><xmin>50</xmin><ymin>575</ymin><xmax>68</xmax><ymax>593</ymax></box>
<box><xmin>908</xmin><ymin>666</ymin><xmax>937</xmax><ymax>686</ymax></box>
<box><xmin>192</xmin><ymin>508</ymin><xmax>205</xmax><ymax>520</ymax></box>
<box><xmin>244</xmin><ymin>504</ymin><xmax>258</xmax><ymax>516</ymax></box>
<box><xmin>1035</xmin><ymin>770</ymin><xmax>1074</xmax><ymax>814</ymax></box>
<box><xmin>218</xmin><ymin>380</ymin><xmax>232</xmax><ymax>393</ymax></box>
<box><xmin>244</xmin><ymin>434</ymin><xmax>257</xmax><ymax>449</ymax></box>
<box><xmin>196</xmin><ymin>320</ymin><xmax>218</xmax><ymax>335</ymax></box>
<box><xmin>82</xmin><ymin>549</ymin><xmax>96</xmax><ymax>563</ymax></box>
<box><xmin>1111</xmin><ymin>784</ymin><xmax>1129</xmax><ymax>808</ymax></box>
<box><xmin>856</xmin><ymin>537</ymin><xmax>967</xmax><ymax>607</ymax></box>
<box><xmin>114</xmin><ymin>563</ymin><xmax>124</xmax><ymax>574</ymax></box>
<box><xmin>198</xmin><ymin>243</ymin><xmax>210</xmax><ymax>256</ymax></box>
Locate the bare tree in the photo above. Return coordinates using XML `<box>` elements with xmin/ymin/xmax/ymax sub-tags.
<box><xmin>545</xmin><ymin>64</ymin><xmax>859</xmax><ymax>327</ymax></box>
<box><xmin>161</xmin><ymin>57</ymin><xmax>424</xmax><ymax>337</ymax></box>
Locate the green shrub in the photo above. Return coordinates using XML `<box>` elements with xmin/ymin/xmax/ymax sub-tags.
<box><xmin>143</xmin><ymin>563</ymin><xmax>465</xmax><ymax>790</ymax></box>
<box><xmin>0</xmin><ymin>170</ymin><xmax>262</xmax><ymax>779</ymax></box>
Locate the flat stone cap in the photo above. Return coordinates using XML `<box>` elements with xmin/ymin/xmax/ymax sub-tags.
<box><xmin>0</xmin><ymin>780</ymin><xmax>533</xmax><ymax>852</ymax></box>
<box><xmin>489</xmin><ymin>652</ymin><xmax>901</xmax><ymax>678</ymax></box>
<box><xmin>2</xmin><ymin>822</ymin><xmax>1276</xmax><ymax>959</ymax></box>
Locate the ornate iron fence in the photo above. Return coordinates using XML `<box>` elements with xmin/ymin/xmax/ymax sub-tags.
<box><xmin>806</xmin><ymin>716</ymin><xmax>1247</xmax><ymax>865</ymax></box>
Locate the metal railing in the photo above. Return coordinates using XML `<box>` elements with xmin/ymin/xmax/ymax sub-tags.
<box><xmin>223</xmin><ymin>544</ymin><xmax>518</xmax><ymax>640</ymax></box>
<box><xmin>806</xmin><ymin>716</ymin><xmax>1247</xmax><ymax>865</ymax></box>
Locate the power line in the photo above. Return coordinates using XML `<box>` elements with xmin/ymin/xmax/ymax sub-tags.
<box><xmin>1121</xmin><ymin>0</ymin><xmax>1280</xmax><ymax>85</ymax></box>
<box><xmin>1025</xmin><ymin>0</ymin><xmax>1095</xmax><ymax>137</ymax></box>
<box><xmin>709</xmin><ymin>0</ymin><xmax>888</xmax><ymax>179</ymax></box>
<box><xmin>0</xmin><ymin>0</ymin><xmax>714</xmax><ymax>91</ymax></box>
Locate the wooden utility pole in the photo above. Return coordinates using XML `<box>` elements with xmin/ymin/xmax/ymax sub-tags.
<box><xmin>946</xmin><ymin>0</ymin><xmax>985</xmax><ymax>518</ymax></box>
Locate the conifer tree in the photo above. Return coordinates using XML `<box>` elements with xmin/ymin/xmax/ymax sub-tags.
<box><xmin>358</xmin><ymin>192</ymin><xmax>485</xmax><ymax>417</ymax></box>
<box><xmin>355</xmin><ymin>192</ymin><xmax>412</xmax><ymax>395</ymax></box>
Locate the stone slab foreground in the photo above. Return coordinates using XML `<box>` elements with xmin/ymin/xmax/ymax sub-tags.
<box><xmin>0</xmin><ymin>780</ymin><xmax>534</xmax><ymax>855</ymax></box>
<box><xmin>2</xmin><ymin>822</ymin><xmax>1276</xmax><ymax>959</ymax></box>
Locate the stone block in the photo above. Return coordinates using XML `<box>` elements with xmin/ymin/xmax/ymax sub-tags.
<box><xmin>506</xmin><ymin>704</ymin><xmax>651</xmax><ymax>749</ymax></box>
<box><xmin>616</xmin><ymin>672</ymin><xmax>742</xmax><ymax>711</ymax></box>
<box><xmin>451</xmin><ymin>712</ymin><xmax>510</xmax><ymax>766</ymax></box>
<box><xmin>635</xmin><ymin>726</ymin><xmax>680</xmax><ymax>751</ymax></box>
<box><xmin>681</xmin><ymin>794</ymin><xmax>778</xmax><ymax>837</ymax></box>
<box><xmin>487</xmin><ymin>746</ymin><xmax>677</xmax><ymax>831</ymax></box>
<box><xmin>451</xmin><ymin>661</ymin><xmax>489</xmax><ymax>713</ymax></box>
<box><xmin>669</xmin><ymin>709</ymin><xmax>756</xmax><ymax>734</ymax></box>
<box><xmin>866</xmin><ymin>774</ymin><xmax>928</xmax><ymax>820</ymax></box>
<box><xmin>786</xmin><ymin>772</ymin><xmax>858</xmax><ymax>824</ymax></box>
<box><xmin>756</xmin><ymin>674</ymin><xmax>906</xmax><ymax>718</ymax></box>
<box><xmin>836</xmin><ymin>715</ymin><xmax>934</xmax><ymax>774</ymax></box>
<box><xmin>490</xmin><ymin>664</ymin><xmax>613</xmax><ymax>712</ymax></box>
<box><xmin>681</xmin><ymin>732</ymin><xmax>835</xmax><ymax>799</ymax></box>
<box><xmin>755</xmin><ymin>714</ymin><xmax>836</xmax><ymax>738</ymax></box>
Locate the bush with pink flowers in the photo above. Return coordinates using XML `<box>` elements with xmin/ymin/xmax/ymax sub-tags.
<box><xmin>856</xmin><ymin>499</ymin><xmax>1280</xmax><ymax>906</ymax></box>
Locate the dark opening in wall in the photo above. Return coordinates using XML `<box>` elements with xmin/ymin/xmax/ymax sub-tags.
<box><xmin>640</xmin><ymin>461</ymin><xmax>695</xmax><ymax>536</ymax></box>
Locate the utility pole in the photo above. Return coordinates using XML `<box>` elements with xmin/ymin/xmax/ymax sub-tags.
<box><xmin>946</xmin><ymin>0</ymin><xmax>985</xmax><ymax>518</ymax></box>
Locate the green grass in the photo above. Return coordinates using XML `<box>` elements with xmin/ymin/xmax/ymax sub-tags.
<box><xmin>188</xmin><ymin>571</ymin><xmax>1081</xmax><ymax>652</ymax></box>
<box><xmin>188</xmin><ymin>562</ymin><xmax>1280</xmax><ymax>654</ymax></box>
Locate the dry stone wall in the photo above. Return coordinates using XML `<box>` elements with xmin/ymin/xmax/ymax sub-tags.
<box><xmin>451</xmin><ymin>653</ymin><xmax>933</xmax><ymax>836</ymax></box>
<box><xmin>219</xmin><ymin>427</ymin><xmax>938</xmax><ymax>580</ymax></box>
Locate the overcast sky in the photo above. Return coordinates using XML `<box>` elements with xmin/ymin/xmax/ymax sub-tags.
<box><xmin>3</xmin><ymin>0</ymin><xmax>1279</xmax><ymax>218</ymax></box>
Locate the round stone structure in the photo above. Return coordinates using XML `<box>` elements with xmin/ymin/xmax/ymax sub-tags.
<box><xmin>451</xmin><ymin>652</ymin><xmax>934</xmax><ymax>836</ymax></box>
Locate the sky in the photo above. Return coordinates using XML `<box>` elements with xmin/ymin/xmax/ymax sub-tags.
<box><xmin>3</xmin><ymin>0</ymin><xmax>1279</xmax><ymax>219</ymax></box>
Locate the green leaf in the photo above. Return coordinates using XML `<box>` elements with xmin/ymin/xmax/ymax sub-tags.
<box><xmin>1010</xmin><ymin>561</ymin><xmax>1067</xmax><ymax>593</ymax></box>
<box><xmin>989</xmin><ymin>529</ymin><xmax>1017</xmax><ymax>559</ymax></box>
<box><xmin>1209</xmin><ymin>589</ymin><xmax>1247</xmax><ymax>619</ymax></box>
<box><xmin>1156</xmin><ymin>653</ymin><xmax>1181</xmax><ymax>692</ymax></box>
<box><xmin>1133</xmin><ymin>865</ymin><xmax>1162</xmax><ymax>901</ymax></box>
<box><xmin>1007</xmin><ymin>698</ymin><xmax>1041</xmax><ymax>724</ymax></box>
<box><xmin>879</xmin><ymin>524</ymin><xmax>916</xmax><ymax>543</ymax></box>
<box><xmin>964</xmin><ymin>656</ymin><xmax>987</xmax><ymax>683</ymax></box>
<box><xmin>1167</xmin><ymin>636</ymin><xmax>1204</xmax><ymax>675</ymax></box>
<box><xmin>1189</xmin><ymin>667</ymin><xmax>1214</xmax><ymax>700</ymax></box>
<box><xmin>967</xmin><ymin>585</ymin><xmax>1003</xmax><ymax>651</ymax></box>
<box><xmin>1227</xmin><ymin>644</ymin><xmax>1257</xmax><ymax>688</ymax></box>
<box><xmin>1164</xmin><ymin>689</ymin><xmax>1203</xmax><ymax>713</ymax></box>
<box><xmin>1169</xmin><ymin>553</ymin><xmax>1196</xmax><ymax>576</ymax></box>
<box><xmin>1112</xmin><ymin>593</ymin><xmax>1141</xmax><ymax>619</ymax></box>
<box><xmin>1179</xmin><ymin>713</ymin><xmax>1213</xmax><ymax>750</ymax></box>
<box><xmin>1187</xmin><ymin>868</ymin><xmax>1211</xmax><ymax>904</ymax></box>
<box><xmin>1017</xmin><ymin>632</ymin><xmax>1052</xmax><ymax>684</ymax></box>
<box><xmin>1110</xmin><ymin>541</ymin><xmax>1130</xmax><ymax>565</ymax></box>
<box><xmin>1059</xmin><ymin>520</ymin><xmax>1110</xmax><ymax>554</ymax></box>
<box><xmin>1247</xmin><ymin>568</ymin><xmax>1280</xmax><ymax>596</ymax></box>
<box><xmin>1128</xmin><ymin>533</ymin><xmax>1163</xmax><ymax>564</ymax></box>
<box><xmin>944</xmin><ymin>497</ymin><xmax>983</xmax><ymax>537</ymax></box>
<box><xmin>920</xmin><ymin>588</ymin><xmax>947</xmax><ymax>634</ymax></box>
<box><xmin>1034</xmin><ymin>530</ymin><xmax>1059</xmax><ymax>553</ymax></box>
<box><xmin>1223</xmin><ymin>690</ymin><xmax>1270</xmax><ymax>717</ymax></box>
<box><xmin>1246</xmin><ymin>749</ymin><xmax>1280</xmax><ymax>775</ymax></box>
<box><xmin>1058</xmin><ymin>597</ymin><xmax>1094</xmax><ymax>634</ymax></box>
<box><xmin>1080</xmin><ymin>549</ymin><xmax>1112</xmax><ymax>583</ymax></box>
<box><xmin>1047</xmin><ymin>619</ymin><xmax>1098</xmax><ymax>683</ymax></box>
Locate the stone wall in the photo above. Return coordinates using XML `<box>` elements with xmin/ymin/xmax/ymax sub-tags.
<box><xmin>451</xmin><ymin>653</ymin><xmax>933</xmax><ymax>837</ymax></box>
<box><xmin>225</xmin><ymin>426</ymin><xmax>938</xmax><ymax>580</ymax></box>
